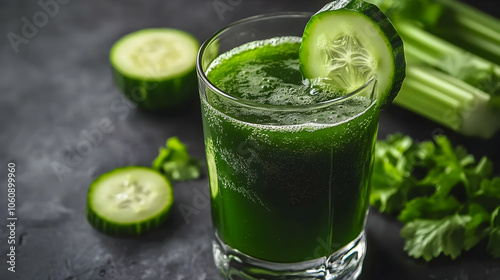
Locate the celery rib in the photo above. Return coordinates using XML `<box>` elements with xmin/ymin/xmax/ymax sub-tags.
<box><xmin>437</xmin><ymin>0</ymin><xmax>500</xmax><ymax>40</ymax></box>
<box><xmin>395</xmin><ymin>65</ymin><xmax>498</xmax><ymax>138</ymax></box>
<box><xmin>431</xmin><ymin>0</ymin><xmax>500</xmax><ymax>64</ymax></box>
<box><xmin>368</xmin><ymin>0</ymin><xmax>500</xmax><ymax>138</ymax></box>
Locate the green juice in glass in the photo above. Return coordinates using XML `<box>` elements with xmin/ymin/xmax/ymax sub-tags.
<box><xmin>201</xmin><ymin>36</ymin><xmax>379</xmax><ymax>263</ymax></box>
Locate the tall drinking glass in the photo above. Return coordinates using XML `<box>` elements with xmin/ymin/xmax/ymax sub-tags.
<box><xmin>197</xmin><ymin>13</ymin><xmax>379</xmax><ymax>279</ymax></box>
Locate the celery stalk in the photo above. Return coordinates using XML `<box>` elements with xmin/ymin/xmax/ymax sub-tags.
<box><xmin>394</xmin><ymin>20</ymin><xmax>500</xmax><ymax>75</ymax></box>
<box><xmin>366</xmin><ymin>0</ymin><xmax>500</xmax><ymax>138</ymax></box>
<box><xmin>368</xmin><ymin>0</ymin><xmax>500</xmax><ymax>64</ymax></box>
<box><xmin>433</xmin><ymin>0</ymin><xmax>500</xmax><ymax>64</ymax></box>
<box><xmin>394</xmin><ymin>21</ymin><xmax>500</xmax><ymax>138</ymax></box>
<box><xmin>395</xmin><ymin>66</ymin><xmax>499</xmax><ymax>138</ymax></box>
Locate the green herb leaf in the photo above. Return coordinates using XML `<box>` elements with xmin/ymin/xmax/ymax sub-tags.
<box><xmin>488</xmin><ymin>207</ymin><xmax>500</xmax><ymax>258</ymax></box>
<box><xmin>476</xmin><ymin>178</ymin><xmax>500</xmax><ymax>199</ymax></box>
<box><xmin>488</xmin><ymin>228</ymin><xmax>500</xmax><ymax>258</ymax></box>
<box><xmin>472</xmin><ymin>178</ymin><xmax>500</xmax><ymax>213</ymax></box>
<box><xmin>464</xmin><ymin>203</ymin><xmax>491</xmax><ymax>250</ymax></box>
<box><xmin>152</xmin><ymin>147</ymin><xmax>170</xmax><ymax>171</ymax></box>
<box><xmin>370</xmin><ymin>134</ymin><xmax>414</xmax><ymax>213</ymax></box>
<box><xmin>371</xmin><ymin>133</ymin><xmax>500</xmax><ymax>261</ymax></box>
<box><xmin>413</xmin><ymin>136</ymin><xmax>470</xmax><ymax>197</ymax></box>
<box><xmin>464</xmin><ymin>157</ymin><xmax>494</xmax><ymax>194</ymax></box>
<box><xmin>152</xmin><ymin>137</ymin><xmax>202</xmax><ymax>181</ymax></box>
<box><xmin>401</xmin><ymin>215</ymin><xmax>470</xmax><ymax>261</ymax></box>
<box><xmin>398</xmin><ymin>196</ymin><xmax>460</xmax><ymax>223</ymax></box>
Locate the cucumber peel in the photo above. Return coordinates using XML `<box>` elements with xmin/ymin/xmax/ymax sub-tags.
<box><xmin>110</xmin><ymin>28</ymin><xmax>199</xmax><ymax>111</ymax></box>
<box><xmin>300</xmin><ymin>0</ymin><xmax>406</xmax><ymax>107</ymax></box>
<box><xmin>87</xmin><ymin>166</ymin><xmax>173</xmax><ymax>236</ymax></box>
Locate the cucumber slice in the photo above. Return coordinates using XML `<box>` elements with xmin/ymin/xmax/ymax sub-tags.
<box><xmin>110</xmin><ymin>28</ymin><xmax>199</xmax><ymax>111</ymax></box>
<box><xmin>299</xmin><ymin>0</ymin><xmax>405</xmax><ymax>107</ymax></box>
<box><xmin>87</xmin><ymin>166</ymin><xmax>173</xmax><ymax>236</ymax></box>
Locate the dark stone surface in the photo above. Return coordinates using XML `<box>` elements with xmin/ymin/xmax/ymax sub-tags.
<box><xmin>1</xmin><ymin>0</ymin><xmax>499</xmax><ymax>279</ymax></box>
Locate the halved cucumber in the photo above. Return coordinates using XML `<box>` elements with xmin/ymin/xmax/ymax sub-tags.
<box><xmin>110</xmin><ymin>28</ymin><xmax>199</xmax><ymax>111</ymax></box>
<box><xmin>87</xmin><ymin>166</ymin><xmax>173</xmax><ymax>236</ymax></box>
<box><xmin>299</xmin><ymin>0</ymin><xmax>405</xmax><ymax>107</ymax></box>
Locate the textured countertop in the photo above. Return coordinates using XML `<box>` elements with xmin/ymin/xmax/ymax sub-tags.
<box><xmin>1</xmin><ymin>0</ymin><xmax>500</xmax><ymax>279</ymax></box>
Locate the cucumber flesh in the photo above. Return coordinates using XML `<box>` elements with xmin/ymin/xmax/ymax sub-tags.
<box><xmin>111</xmin><ymin>28</ymin><xmax>198</xmax><ymax>80</ymax></box>
<box><xmin>300</xmin><ymin>0</ymin><xmax>406</xmax><ymax>107</ymax></box>
<box><xmin>315</xmin><ymin>31</ymin><xmax>375</xmax><ymax>93</ymax></box>
<box><xmin>87</xmin><ymin>166</ymin><xmax>173</xmax><ymax>236</ymax></box>
<box><xmin>110</xmin><ymin>28</ymin><xmax>199</xmax><ymax>111</ymax></box>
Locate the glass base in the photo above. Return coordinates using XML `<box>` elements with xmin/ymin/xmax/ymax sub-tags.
<box><xmin>212</xmin><ymin>232</ymin><xmax>366</xmax><ymax>280</ymax></box>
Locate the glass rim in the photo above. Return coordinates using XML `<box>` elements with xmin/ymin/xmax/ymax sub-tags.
<box><xmin>196</xmin><ymin>12</ymin><xmax>377</xmax><ymax>112</ymax></box>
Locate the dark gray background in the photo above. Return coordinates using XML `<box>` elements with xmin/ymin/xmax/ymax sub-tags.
<box><xmin>1</xmin><ymin>0</ymin><xmax>500</xmax><ymax>279</ymax></box>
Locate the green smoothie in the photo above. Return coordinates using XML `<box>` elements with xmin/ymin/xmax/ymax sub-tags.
<box><xmin>201</xmin><ymin>36</ymin><xmax>379</xmax><ymax>263</ymax></box>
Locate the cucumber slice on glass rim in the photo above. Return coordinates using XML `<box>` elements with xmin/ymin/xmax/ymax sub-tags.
<box><xmin>87</xmin><ymin>166</ymin><xmax>173</xmax><ymax>236</ymax></box>
<box><xmin>299</xmin><ymin>0</ymin><xmax>406</xmax><ymax>107</ymax></box>
<box><xmin>110</xmin><ymin>28</ymin><xmax>199</xmax><ymax>111</ymax></box>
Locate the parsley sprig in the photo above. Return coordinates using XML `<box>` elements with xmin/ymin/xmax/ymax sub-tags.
<box><xmin>370</xmin><ymin>134</ymin><xmax>500</xmax><ymax>261</ymax></box>
<box><xmin>152</xmin><ymin>137</ymin><xmax>202</xmax><ymax>181</ymax></box>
